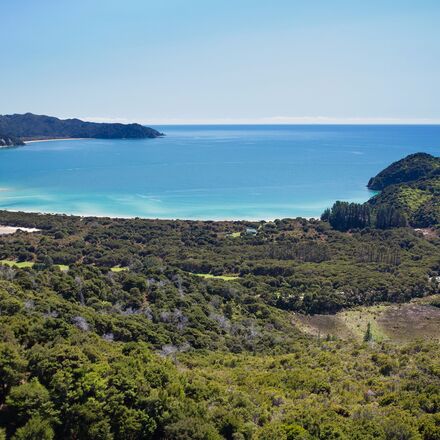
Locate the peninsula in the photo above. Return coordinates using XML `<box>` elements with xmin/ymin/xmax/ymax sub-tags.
<box><xmin>0</xmin><ymin>113</ymin><xmax>163</xmax><ymax>144</ymax></box>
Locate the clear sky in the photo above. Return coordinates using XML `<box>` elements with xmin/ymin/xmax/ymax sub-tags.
<box><xmin>2</xmin><ymin>0</ymin><xmax>440</xmax><ymax>124</ymax></box>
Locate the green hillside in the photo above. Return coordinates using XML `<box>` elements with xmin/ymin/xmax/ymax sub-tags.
<box><xmin>0</xmin><ymin>207</ymin><xmax>439</xmax><ymax>438</ymax></box>
<box><xmin>367</xmin><ymin>153</ymin><xmax>440</xmax><ymax>190</ymax></box>
<box><xmin>323</xmin><ymin>153</ymin><xmax>440</xmax><ymax>229</ymax></box>
<box><xmin>368</xmin><ymin>169</ymin><xmax>440</xmax><ymax>227</ymax></box>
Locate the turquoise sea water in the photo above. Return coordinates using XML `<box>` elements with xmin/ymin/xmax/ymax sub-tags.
<box><xmin>0</xmin><ymin>125</ymin><xmax>439</xmax><ymax>220</ymax></box>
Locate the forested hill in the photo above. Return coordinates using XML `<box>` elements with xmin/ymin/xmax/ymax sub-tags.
<box><xmin>323</xmin><ymin>152</ymin><xmax>440</xmax><ymax>229</ymax></box>
<box><xmin>368</xmin><ymin>152</ymin><xmax>440</xmax><ymax>190</ymax></box>
<box><xmin>368</xmin><ymin>153</ymin><xmax>440</xmax><ymax>228</ymax></box>
<box><xmin>0</xmin><ymin>113</ymin><xmax>163</xmax><ymax>142</ymax></box>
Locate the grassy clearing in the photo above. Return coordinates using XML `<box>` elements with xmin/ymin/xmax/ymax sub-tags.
<box><xmin>0</xmin><ymin>259</ymin><xmax>129</xmax><ymax>273</ymax></box>
<box><xmin>294</xmin><ymin>297</ymin><xmax>440</xmax><ymax>343</ymax></box>
<box><xmin>193</xmin><ymin>273</ymin><xmax>239</xmax><ymax>281</ymax></box>
<box><xmin>339</xmin><ymin>305</ymin><xmax>388</xmax><ymax>341</ymax></box>
<box><xmin>0</xmin><ymin>259</ymin><xmax>35</xmax><ymax>268</ymax></box>
<box><xmin>111</xmin><ymin>266</ymin><xmax>129</xmax><ymax>272</ymax></box>
<box><xmin>230</xmin><ymin>232</ymin><xmax>241</xmax><ymax>238</ymax></box>
<box><xmin>56</xmin><ymin>264</ymin><xmax>70</xmax><ymax>271</ymax></box>
<box><xmin>293</xmin><ymin>313</ymin><xmax>353</xmax><ymax>340</ymax></box>
<box><xmin>378</xmin><ymin>302</ymin><xmax>440</xmax><ymax>342</ymax></box>
<box><xmin>0</xmin><ymin>260</ymin><xmax>70</xmax><ymax>271</ymax></box>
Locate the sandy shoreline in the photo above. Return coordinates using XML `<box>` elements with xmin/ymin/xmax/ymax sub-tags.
<box><xmin>24</xmin><ymin>138</ymin><xmax>87</xmax><ymax>144</ymax></box>
<box><xmin>0</xmin><ymin>207</ymin><xmax>317</xmax><ymax>222</ymax></box>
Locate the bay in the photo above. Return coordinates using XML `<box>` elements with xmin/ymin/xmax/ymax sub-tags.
<box><xmin>0</xmin><ymin>125</ymin><xmax>438</xmax><ymax>220</ymax></box>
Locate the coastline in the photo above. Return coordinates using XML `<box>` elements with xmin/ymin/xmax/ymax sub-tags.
<box><xmin>0</xmin><ymin>206</ymin><xmax>318</xmax><ymax>222</ymax></box>
<box><xmin>24</xmin><ymin>138</ymin><xmax>88</xmax><ymax>144</ymax></box>
<box><xmin>3</xmin><ymin>126</ymin><xmax>426</xmax><ymax>223</ymax></box>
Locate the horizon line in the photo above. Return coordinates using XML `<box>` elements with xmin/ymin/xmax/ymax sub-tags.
<box><xmin>80</xmin><ymin>116</ymin><xmax>440</xmax><ymax>126</ymax></box>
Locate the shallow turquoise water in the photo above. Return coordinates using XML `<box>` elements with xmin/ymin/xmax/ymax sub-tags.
<box><xmin>0</xmin><ymin>125</ymin><xmax>438</xmax><ymax>220</ymax></box>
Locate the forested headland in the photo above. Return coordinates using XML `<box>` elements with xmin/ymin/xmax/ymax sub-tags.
<box><xmin>0</xmin><ymin>113</ymin><xmax>163</xmax><ymax>143</ymax></box>
<box><xmin>322</xmin><ymin>153</ymin><xmax>440</xmax><ymax>230</ymax></box>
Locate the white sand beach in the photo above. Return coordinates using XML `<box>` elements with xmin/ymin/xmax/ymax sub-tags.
<box><xmin>24</xmin><ymin>138</ymin><xmax>87</xmax><ymax>144</ymax></box>
<box><xmin>0</xmin><ymin>225</ymin><xmax>40</xmax><ymax>235</ymax></box>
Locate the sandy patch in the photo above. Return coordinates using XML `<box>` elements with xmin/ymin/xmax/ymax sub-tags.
<box><xmin>0</xmin><ymin>225</ymin><xmax>40</xmax><ymax>235</ymax></box>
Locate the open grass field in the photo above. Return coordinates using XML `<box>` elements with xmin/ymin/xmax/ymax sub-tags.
<box><xmin>0</xmin><ymin>259</ymin><xmax>132</xmax><ymax>273</ymax></box>
<box><xmin>0</xmin><ymin>259</ymin><xmax>35</xmax><ymax>268</ymax></box>
<box><xmin>193</xmin><ymin>273</ymin><xmax>240</xmax><ymax>281</ymax></box>
<box><xmin>110</xmin><ymin>266</ymin><xmax>129</xmax><ymax>272</ymax></box>
<box><xmin>293</xmin><ymin>295</ymin><xmax>440</xmax><ymax>343</ymax></box>
<box><xmin>56</xmin><ymin>264</ymin><xmax>70</xmax><ymax>271</ymax></box>
<box><xmin>1</xmin><ymin>260</ymin><xmax>69</xmax><ymax>271</ymax></box>
<box><xmin>1</xmin><ymin>259</ymin><xmax>129</xmax><ymax>273</ymax></box>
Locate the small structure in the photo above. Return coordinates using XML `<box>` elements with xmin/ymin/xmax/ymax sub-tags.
<box><xmin>245</xmin><ymin>227</ymin><xmax>257</xmax><ymax>236</ymax></box>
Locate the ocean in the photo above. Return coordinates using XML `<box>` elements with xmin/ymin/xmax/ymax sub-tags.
<box><xmin>0</xmin><ymin>125</ymin><xmax>439</xmax><ymax>220</ymax></box>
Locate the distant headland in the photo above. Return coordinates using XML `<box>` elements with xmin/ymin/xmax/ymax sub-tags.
<box><xmin>0</xmin><ymin>113</ymin><xmax>163</xmax><ymax>146</ymax></box>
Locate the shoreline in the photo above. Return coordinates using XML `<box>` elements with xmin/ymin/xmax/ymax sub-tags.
<box><xmin>0</xmin><ymin>207</ymin><xmax>318</xmax><ymax>222</ymax></box>
<box><xmin>24</xmin><ymin>138</ymin><xmax>88</xmax><ymax>144</ymax></box>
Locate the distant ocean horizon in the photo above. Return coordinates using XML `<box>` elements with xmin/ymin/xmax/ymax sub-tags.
<box><xmin>0</xmin><ymin>125</ymin><xmax>439</xmax><ymax>220</ymax></box>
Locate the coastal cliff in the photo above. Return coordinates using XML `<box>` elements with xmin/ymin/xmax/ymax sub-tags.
<box><xmin>0</xmin><ymin>113</ymin><xmax>163</xmax><ymax>143</ymax></box>
<box><xmin>0</xmin><ymin>134</ymin><xmax>24</xmax><ymax>147</ymax></box>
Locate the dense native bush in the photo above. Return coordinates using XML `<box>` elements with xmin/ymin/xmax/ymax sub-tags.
<box><xmin>0</xmin><ymin>210</ymin><xmax>438</xmax><ymax>438</ymax></box>
<box><xmin>0</xmin><ymin>280</ymin><xmax>439</xmax><ymax>439</ymax></box>
<box><xmin>0</xmin><ymin>210</ymin><xmax>438</xmax><ymax>316</ymax></box>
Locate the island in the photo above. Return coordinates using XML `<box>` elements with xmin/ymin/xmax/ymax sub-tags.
<box><xmin>0</xmin><ymin>113</ymin><xmax>163</xmax><ymax>144</ymax></box>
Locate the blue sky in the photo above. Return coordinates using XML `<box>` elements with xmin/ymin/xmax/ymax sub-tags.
<box><xmin>2</xmin><ymin>0</ymin><xmax>440</xmax><ymax>124</ymax></box>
